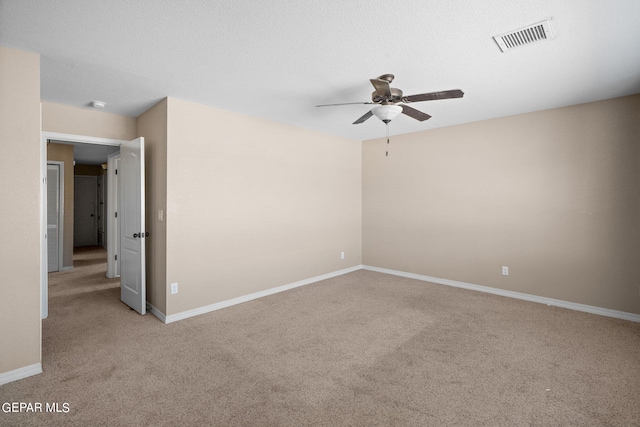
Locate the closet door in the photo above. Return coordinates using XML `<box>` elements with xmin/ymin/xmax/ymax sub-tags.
<box><xmin>74</xmin><ymin>175</ymin><xmax>98</xmax><ymax>247</ymax></box>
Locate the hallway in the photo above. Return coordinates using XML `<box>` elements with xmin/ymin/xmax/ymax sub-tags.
<box><xmin>48</xmin><ymin>246</ymin><xmax>119</xmax><ymax>299</ymax></box>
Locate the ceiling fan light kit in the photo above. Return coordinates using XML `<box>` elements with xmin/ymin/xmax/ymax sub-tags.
<box><xmin>371</xmin><ymin>105</ymin><xmax>402</xmax><ymax>123</ymax></box>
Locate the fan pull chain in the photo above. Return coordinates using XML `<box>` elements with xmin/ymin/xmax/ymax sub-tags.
<box><xmin>385</xmin><ymin>123</ymin><xmax>390</xmax><ymax>157</ymax></box>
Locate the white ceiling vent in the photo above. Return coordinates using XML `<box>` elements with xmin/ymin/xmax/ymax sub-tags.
<box><xmin>493</xmin><ymin>19</ymin><xmax>553</xmax><ymax>52</ymax></box>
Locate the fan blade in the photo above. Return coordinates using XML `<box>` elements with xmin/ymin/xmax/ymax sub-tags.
<box><xmin>370</xmin><ymin>79</ymin><xmax>392</xmax><ymax>98</ymax></box>
<box><xmin>353</xmin><ymin>110</ymin><xmax>374</xmax><ymax>124</ymax></box>
<box><xmin>316</xmin><ymin>101</ymin><xmax>374</xmax><ymax>107</ymax></box>
<box><xmin>402</xmin><ymin>89</ymin><xmax>464</xmax><ymax>103</ymax></box>
<box><xmin>401</xmin><ymin>105</ymin><xmax>432</xmax><ymax>122</ymax></box>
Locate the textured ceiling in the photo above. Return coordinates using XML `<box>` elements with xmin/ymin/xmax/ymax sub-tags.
<box><xmin>2</xmin><ymin>0</ymin><xmax>640</xmax><ymax>141</ymax></box>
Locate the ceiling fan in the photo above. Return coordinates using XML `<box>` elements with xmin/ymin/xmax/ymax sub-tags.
<box><xmin>317</xmin><ymin>74</ymin><xmax>464</xmax><ymax>125</ymax></box>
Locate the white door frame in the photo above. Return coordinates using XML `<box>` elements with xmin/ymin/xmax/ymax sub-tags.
<box><xmin>41</xmin><ymin>132</ymin><xmax>127</xmax><ymax>319</ymax></box>
<box><xmin>47</xmin><ymin>161</ymin><xmax>64</xmax><ymax>272</ymax></box>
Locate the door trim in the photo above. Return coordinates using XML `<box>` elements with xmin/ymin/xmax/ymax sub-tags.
<box><xmin>41</xmin><ymin>132</ymin><xmax>128</xmax><ymax>319</ymax></box>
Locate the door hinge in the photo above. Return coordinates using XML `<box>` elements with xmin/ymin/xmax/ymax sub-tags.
<box><xmin>115</xmin><ymin>212</ymin><xmax>117</xmax><ymax>218</ymax></box>
<box><xmin>115</xmin><ymin>254</ymin><xmax>117</xmax><ymax>261</ymax></box>
<box><xmin>115</xmin><ymin>169</ymin><xmax>118</xmax><ymax>175</ymax></box>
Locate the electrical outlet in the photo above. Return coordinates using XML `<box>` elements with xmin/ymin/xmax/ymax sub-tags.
<box><xmin>171</xmin><ymin>282</ymin><xmax>178</xmax><ymax>294</ymax></box>
<box><xmin>341</xmin><ymin>251</ymin><xmax>345</xmax><ymax>260</ymax></box>
<box><xmin>502</xmin><ymin>266</ymin><xmax>509</xmax><ymax>276</ymax></box>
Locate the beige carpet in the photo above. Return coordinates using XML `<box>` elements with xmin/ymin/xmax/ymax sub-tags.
<box><xmin>2</xmin><ymin>246</ymin><xmax>640</xmax><ymax>426</ymax></box>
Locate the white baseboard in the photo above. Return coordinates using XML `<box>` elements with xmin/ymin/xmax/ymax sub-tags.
<box><xmin>0</xmin><ymin>363</ymin><xmax>42</xmax><ymax>386</ymax></box>
<box><xmin>164</xmin><ymin>265</ymin><xmax>363</xmax><ymax>324</ymax></box>
<box><xmin>147</xmin><ymin>302</ymin><xmax>166</xmax><ymax>323</ymax></box>
<box><xmin>61</xmin><ymin>266</ymin><xmax>73</xmax><ymax>271</ymax></box>
<box><xmin>154</xmin><ymin>264</ymin><xmax>640</xmax><ymax>325</ymax></box>
<box><xmin>363</xmin><ymin>265</ymin><xmax>640</xmax><ymax>323</ymax></box>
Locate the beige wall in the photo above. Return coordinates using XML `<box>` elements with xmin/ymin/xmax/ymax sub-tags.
<box><xmin>363</xmin><ymin>94</ymin><xmax>640</xmax><ymax>315</ymax></box>
<box><xmin>0</xmin><ymin>47</ymin><xmax>41</xmax><ymax>374</ymax></box>
<box><xmin>164</xmin><ymin>98</ymin><xmax>362</xmax><ymax>315</ymax></box>
<box><xmin>137</xmin><ymin>99</ymin><xmax>168</xmax><ymax>314</ymax></box>
<box><xmin>42</xmin><ymin>102</ymin><xmax>137</xmax><ymax>141</ymax></box>
<box><xmin>47</xmin><ymin>143</ymin><xmax>74</xmax><ymax>268</ymax></box>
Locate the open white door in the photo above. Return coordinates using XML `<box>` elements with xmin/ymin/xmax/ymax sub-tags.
<box><xmin>120</xmin><ymin>137</ymin><xmax>146</xmax><ymax>314</ymax></box>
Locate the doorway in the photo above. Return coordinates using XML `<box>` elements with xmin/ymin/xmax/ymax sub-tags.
<box><xmin>42</xmin><ymin>132</ymin><xmax>123</xmax><ymax>319</ymax></box>
<box><xmin>41</xmin><ymin>131</ymin><xmax>147</xmax><ymax>319</ymax></box>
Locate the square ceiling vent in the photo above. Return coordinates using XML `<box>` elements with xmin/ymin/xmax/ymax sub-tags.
<box><xmin>493</xmin><ymin>18</ymin><xmax>553</xmax><ymax>52</ymax></box>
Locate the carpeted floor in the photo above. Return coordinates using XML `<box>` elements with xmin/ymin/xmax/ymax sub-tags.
<box><xmin>1</xmin><ymin>246</ymin><xmax>640</xmax><ymax>426</ymax></box>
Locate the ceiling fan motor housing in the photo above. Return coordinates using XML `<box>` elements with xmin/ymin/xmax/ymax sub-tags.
<box><xmin>372</xmin><ymin>88</ymin><xmax>403</xmax><ymax>103</ymax></box>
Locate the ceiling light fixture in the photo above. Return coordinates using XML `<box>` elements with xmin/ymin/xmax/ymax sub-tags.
<box><xmin>371</xmin><ymin>104</ymin><xmax>402</xmax><ymax>124</ymax></box>
<box><xmin>91</xmin><ymin>100</ymin><xmax>106</xmax><ymax>109</ymax></box>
